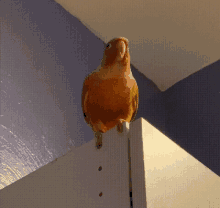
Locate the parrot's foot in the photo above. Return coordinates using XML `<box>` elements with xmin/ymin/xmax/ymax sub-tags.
<box><xmin>117</xmin><ymin>119</ymin><xmax>126</xmax><ymax>133</ymax></box>
<box><xmin>95</xmin><ymin>132</ymin><xmax>103</xmax><ymax>149</ymax></box>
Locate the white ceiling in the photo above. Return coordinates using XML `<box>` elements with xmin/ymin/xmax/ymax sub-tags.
<box><xmin>55</xmin><ymin>0</ymin><xmax>220</xmax><ymax>91</ymax></box>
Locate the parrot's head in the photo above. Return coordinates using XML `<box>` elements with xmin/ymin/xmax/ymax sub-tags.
<box><xmin>101</xmin><ymin>37</ymin><xmax>130</xmax><ymax>69</ymax></box>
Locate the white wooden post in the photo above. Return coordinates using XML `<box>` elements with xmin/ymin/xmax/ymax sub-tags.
<box><xmin>129</xmin><ymin>118</ymin><xmax>220</xmax><ymax>208</ymax></box>
<box><xmin>0</xmin><ymin>122</ymin><xmax>131</xmax><ymax>208</ymax></box>
<box><xmin>0</xmin><ymin>118</ymin><xmax>220</xmax><ymax>208</ymax></box>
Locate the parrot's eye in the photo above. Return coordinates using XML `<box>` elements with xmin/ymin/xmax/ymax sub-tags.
<box><xmin>106</xmin><ymin>43</ymin><xmax>111</xmax><ymax>49</ymax></box>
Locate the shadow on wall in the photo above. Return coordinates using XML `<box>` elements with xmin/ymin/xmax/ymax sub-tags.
<box><xmin>0</xmin><ymin>0</ymin><xmax>161</xmax><ymax>189</ymax></box>
<box><xmin>163</xmin><ymin>59</ymin><xmax>220</xmax><ymax>176</ymax></box>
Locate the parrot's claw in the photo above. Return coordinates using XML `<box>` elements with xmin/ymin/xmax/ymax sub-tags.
<box><xmin>117</xmin><ymin>119</ymin><xmax>126</xmax><ymax>133</ymax></box>
<box><xmin>95</xmin><ymin>132</ymin><xmax>103</xmax><ymax>149</ymax></box>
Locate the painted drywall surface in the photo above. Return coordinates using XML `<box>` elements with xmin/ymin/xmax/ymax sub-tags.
<box><xmin>55</xmin><ymin>0</ymin><xmax>220</xmax><ymax>91</ymax></box>
<box><xmin>0</xmin><ymin>0</ymin><xmax>98</xmax><ymax>189</ymax></box>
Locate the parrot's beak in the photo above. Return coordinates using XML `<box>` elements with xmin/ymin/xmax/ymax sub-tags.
<box><xmin>101</xmin><ymin>37</ymin><xmax>130</xmax><ymax>68</ymax></box>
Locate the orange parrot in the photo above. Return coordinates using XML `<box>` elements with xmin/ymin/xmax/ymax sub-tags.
<box><xmin>81</xmin><ymin>37</ymin><xmax>139</xmax><ymax>148</ymax></box>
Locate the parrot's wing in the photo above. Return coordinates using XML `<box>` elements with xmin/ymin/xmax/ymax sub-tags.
<box><xmin>130</xmin><ymin>82</ymin><xmax>139</xmax><ymax>122</ymax></box>
<box><xmin>81</xmin><ymin>78</ymin><xmax>91</xmax><ymax>124</ymax></box>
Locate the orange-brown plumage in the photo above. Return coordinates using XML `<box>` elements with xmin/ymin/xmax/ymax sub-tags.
<box><xmin>82</xmin><ymin>37</ymin><xmax>139</xmax><ymax>135</ymax></box>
